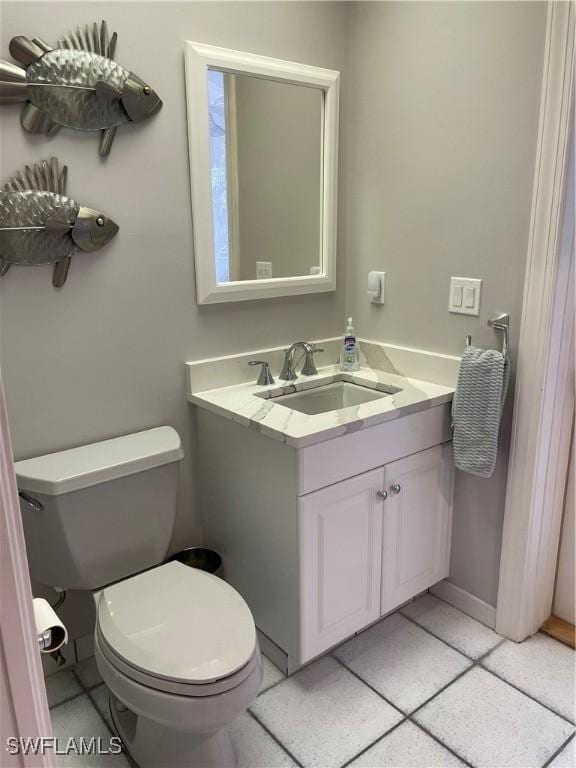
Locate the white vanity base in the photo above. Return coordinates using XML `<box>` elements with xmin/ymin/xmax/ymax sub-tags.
<box><xmin>197</xmin><ymin>402</ymin><xmax>454</xmax><ymax>673</ymax></box>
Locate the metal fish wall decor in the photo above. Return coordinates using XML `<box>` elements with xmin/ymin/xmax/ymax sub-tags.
<box><xmin>0</xmin><ymin>158</ymin><xmax>119</xmax><ymax>286</ymax></box>
<box><xmin>0</xmin><ymin>21</ymin><xmax>162</xmax><ymax>156</ymax></box>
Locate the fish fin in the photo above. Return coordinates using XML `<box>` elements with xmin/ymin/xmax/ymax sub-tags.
<box><xmin>4</xmin><ymin>157</ymin><xmax>68</xmax><ymax>195</ymax></box>
<box><xmin>9</xmin><ymin>36</ymin><xmax>47</xmax><ymax>67</ymax></box>
<box><xmin>31</xmin><ymin>37</ymin><xmax>52</xmax><ymax>54</ymax></box>
<box><xmin>108</xmin><ymin>32</ymin><xmax>117</xmax><ymax>61</ymax></box>
<box><xmin>57</xmin><ymin>21</ymin><xmax>116</xmax><ymax>58</ymax></box>
<box><xmin>20</xmin><ymin>102</ymin><xmax>53</xmax><ymax>134</ymax></box>
<box><xmin>95</xmin><ymin>80</ymin><xmax>121</xmax><ymax>101</ymax></box>
<box><xmin>20</xmin><ymin>103</ymin><xmax>61</xmax><ymax>137</ymax></box>
<box><xmin>0</xmin><ymin>59</ymin><xmax>28</xmax><ymax>102</ymax></box>
<box><xmin>99</xmin><ymin>126</ymin><xmax>117</xmax><ymax>157</ymax></box>
<box><xmin>52</xmin><ymin>258</ymin><xmax>71</xmax><ymax>288</ymax></box>
<box><xmin>0</xmin><ymin>260</ymin><xmax>11</xmax><ymax>277</ymax></box>
<box><xmin>47</xmin><ymin>122</ymin><xmax>61</xmax><ymax>137</ymax></box>
<box><xmin>100</xmin><ymin>21</ymin><xmax>110</xmax><ymax>60</ymax></box>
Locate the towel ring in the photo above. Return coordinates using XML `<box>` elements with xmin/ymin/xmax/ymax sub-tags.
<box><xmin>465</xmin><ymin>313</ymin><xmax>509</xmax><ymax>357</ymax></box>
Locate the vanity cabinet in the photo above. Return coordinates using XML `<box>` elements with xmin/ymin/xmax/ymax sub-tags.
<box><xmin>196</xmin><ymin>402</ymin><xmax>454</xmax><ymax>673</ymax></box>
<box><xmin>299</xmin><ymin>445</ymin><xmax>453</xmax><ymax>663</ymax></box>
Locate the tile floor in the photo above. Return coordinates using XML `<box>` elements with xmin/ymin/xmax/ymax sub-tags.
<box><xmin>47</xmin><ymin>593</ymin><xmax>575</xmax><ymax>768</ymax></box>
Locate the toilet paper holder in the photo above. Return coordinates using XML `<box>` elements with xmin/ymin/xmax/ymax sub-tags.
<box><xmin>38</xmin><ymin>628</ymin><xmax>54</xmax><ymax>651</ymax></box>
<box><xmin>33</xmin><ymin>598</ymin><xmax>68</xmax><ymax>654</ymax></box>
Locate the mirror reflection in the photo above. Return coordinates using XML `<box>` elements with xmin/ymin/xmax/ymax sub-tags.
<box><xmin>207</xmin><ymin>70</ymin><xmax>323</xmax><ymax>284</ymax></box>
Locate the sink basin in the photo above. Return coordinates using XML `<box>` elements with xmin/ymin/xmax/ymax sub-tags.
<box><xmin>268</xmin><ymin>381</ymin><xmax>395</xmax><ymax>415</ymax></box>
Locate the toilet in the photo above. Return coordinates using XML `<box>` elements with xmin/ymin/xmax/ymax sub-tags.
<box><xmin>15</xmin><ymin>427</ymin><xmax>262</xmax><ymax>768</ymax></box>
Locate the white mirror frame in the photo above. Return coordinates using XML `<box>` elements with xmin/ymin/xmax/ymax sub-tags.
<box><xmin>184</xmin><ymin>41</ymin><xmax>339</xmax><ymax>305</ymax></box>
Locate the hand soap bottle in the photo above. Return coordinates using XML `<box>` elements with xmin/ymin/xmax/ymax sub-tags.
<box><xmin>340</xmin><ymin>317</ymin><xmax>360</xmax><ymax>372</ymax></box>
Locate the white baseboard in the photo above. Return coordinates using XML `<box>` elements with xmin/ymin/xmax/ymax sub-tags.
<box><xmin>430</xmin><ymin>580</ymin><xmax>497</xmax><ymax>629</ymax></box>
<box><xmin>256</xmin><ymin>628</ymin><xmax>289</xmax><ymax>676</ymax></box>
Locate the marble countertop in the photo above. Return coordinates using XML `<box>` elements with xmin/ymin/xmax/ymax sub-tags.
<box><xmin>188</xmin><ymin>365</ymin><xmax>454</xmax><ymax>448</ymax></box>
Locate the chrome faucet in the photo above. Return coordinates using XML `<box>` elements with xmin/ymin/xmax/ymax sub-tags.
<box><xmin>279</xmin><ymin>342</ymin><xmax>323</xmax><ymax>381</ymax></box>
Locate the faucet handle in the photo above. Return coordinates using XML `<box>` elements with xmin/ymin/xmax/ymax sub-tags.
<box><xmin>301</xmin><ymin>346</ymin><xmax>325</xmax><ymax>376</ymax></box>
<box><xmin>248</xmin><ymin>360</ymin><xmax>275</xmax><ymax>386</ymax></box>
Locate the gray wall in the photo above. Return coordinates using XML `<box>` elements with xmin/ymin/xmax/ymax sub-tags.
<box><xmin>0</xmin><ymin>0</ymin><xmax>349</xmax><ymax>556</ymax></box>
<box><xmin>343</xmin><ymin>1</ymin><xmax>546</xmax><ymax>605</ymax></box>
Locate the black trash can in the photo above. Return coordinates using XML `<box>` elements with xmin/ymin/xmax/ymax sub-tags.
<box><xmin>170</xmin><ymin>547</ymin><xmax>223</xmax><ymax>577</ymax></box>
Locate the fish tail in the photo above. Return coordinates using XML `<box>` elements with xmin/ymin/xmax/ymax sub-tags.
<box><xmin>0</xmin><ymin>59</ymin><xmax>27</xmax><ymax>103</ymax></box>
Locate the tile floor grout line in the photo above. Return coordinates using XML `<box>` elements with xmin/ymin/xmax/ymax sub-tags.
<box><xmin>426</xmin><ymin>591</ymin><xmax>497</xmax><ymax>632</ymax></box>
<box><xmin>404</xmin><ymin>717</ymin><xmax>476</xmax><ymax>768</ymax></box>
<box><xmin>255</xmin><ymin>655</ymin><xmax>421</xmax><ymax>768</ymax></box>
<box><xmin>71</xmin><ymin>669</ymin><xmax>116</xmax><ymax>738</ymax></box>
<box><xmin>417</xmin><ymin>591</ymin><xmax>576</xmax><ymax>717</ymax></box>
<box><xmin>331</xmin><ymin>653</ymin><xmax>480</xmax><ymax>768</ymax></box>
<box><xmin>330</xmin><ymin>654</ymin><xmax>408</xmax><ymax>717</ymax></box>
<box><xmin>541</xmin><ymin>731</ymin><xmax>575</xmax><ymax>768</ymax></box>
<box><xmin>398</xmin><ymin>609</ymin><xmax>502</xmax><ymax>663</ymax></box>
<box><xmin>399</xmin><ymin>597</ymin><xmax>576</xmax><ymax>764</ymax></box>
<box><xmin>332</xmin><ymin>654</ymin><xmax>477</xmax><ymax>768</ymax></box>
<box><xmin>48</xmin><ymin>689</ymin><xmax>86</xmax><ymax>711</ymax></box>
<box><xmin>246</xmin><ymin>709</ymin><xmax>306</xmax><ymax>768</ymax></box>
<box><xmin>331</xmin><ymin>645</ymin><xmax>497</xmax><ymax>733</ymax></box>
<box><xmin>406</xmin><ymin>664</ymin><xmax>478</xmax><ymax>720</ymax></box>
<box><xmin>338</xmin><ymin>717</ymin><xmax>409</xmax><ymax>768</ymax></box>
<box><xmin>474</xmin><ymin>637</ymin><xmax>508</xmax><ymax>663</ymax></box>
<box><xmin>477</xmin><ymin>665</ymin><xmax>576</xmax><ymax>727</ymax></box>
<box><xmin>74</xmin><ymin>672</ymin><xmax>135</xmax><ymax>765</ymax></box>
<box><xmin>258</xmin><ymin>675</ymin><xmax>289</xmax><ymax>698</ymax></box>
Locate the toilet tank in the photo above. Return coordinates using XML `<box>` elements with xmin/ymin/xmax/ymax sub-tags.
<box><xmin>15</xmin><ymin>427</ymin><xmax>184</xmax><ymax>591</ymax></box>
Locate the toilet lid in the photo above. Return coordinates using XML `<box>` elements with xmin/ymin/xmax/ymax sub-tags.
<box><xmin>97</xmin><ymin>561</ymin><xmax>257</xmax><ymax>684</ymax></box>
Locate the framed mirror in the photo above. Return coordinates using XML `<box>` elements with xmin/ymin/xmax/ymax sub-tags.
<box><xmin>184</xmin><ymin>42</ymin><xmax>339</xmax><ymax>304</ymax></box>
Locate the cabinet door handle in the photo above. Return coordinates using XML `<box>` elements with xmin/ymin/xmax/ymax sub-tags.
<box><xmin>390</xmin><ymin>483</ymin><xmax>401</xmax><ymax>494</ymax></box>
<box><xmin>376</xmin><ymin>490</ymin><xmax>388</xmax><ymax>501</ymax></box>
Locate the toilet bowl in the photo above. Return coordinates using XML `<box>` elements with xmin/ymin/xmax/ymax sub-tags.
<box><xmin>93</xmin><ymin>561</ymin><xmax>262</xmax><ymax>768</ymax></box>
<box><xmin>14</xmin><ymin>427</ymin><xmax>262</xmax><ymax>768</ymax></box>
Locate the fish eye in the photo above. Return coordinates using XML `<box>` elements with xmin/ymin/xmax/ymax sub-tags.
<box><xmin>96</xmin><ymin>217</ymin><xmax>105</xmax><ymax>227</ymax></box>
<box><xmin>143</xmin><ymin>86</ymin><xmax>151</xmax><ymax>95</ymax></box>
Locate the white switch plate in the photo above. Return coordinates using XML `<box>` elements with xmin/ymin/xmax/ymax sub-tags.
<box><xmin>449</xmin><ymin>277</ymin><xmax>482</xmax><ymax>316</ymax></box>
<box><xmin>367</xmin><ymin>271</ymin><xmax>386</xmax><ymax>304</ymax></box>
<box><xmin>256</xmin><ymin>261</ymin><xmax>273</xmax><ymax>279</ymax></box>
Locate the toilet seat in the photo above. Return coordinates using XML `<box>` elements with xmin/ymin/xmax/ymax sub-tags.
<box><xmin>96</xmin><ymin>561</ymin><xmax>257</xmax><ymax>692</ymax></box>
<box><xmin>96</xmin><ymin>626</ymin><xmax>261</xmax><ymax>697</ymax></box>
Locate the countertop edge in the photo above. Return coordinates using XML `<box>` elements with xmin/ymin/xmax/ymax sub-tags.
<box><xmin>188</xmin><ymin>389</ymin><xmax>454</xmax><ymax>449</ymax></box>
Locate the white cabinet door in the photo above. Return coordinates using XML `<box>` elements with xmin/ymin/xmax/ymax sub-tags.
<box><xmin>299</xmin><ymin>468</ymin><xmax>384</xmax><ymax>663</ymax></box>
<box><xmin>381</xmin><ymin>444</ymin><xmax>454</xmax><ymax>615</ymax></box>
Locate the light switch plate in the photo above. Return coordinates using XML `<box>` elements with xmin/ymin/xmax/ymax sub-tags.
<box><xmin>256</xmin><ymin>261</ymin><xmax>273</xmax><ymax>279</ymax></box>
<box><xmin>367</xmin><ymin>271</ymin><xmax>386</xmax><ymax>304</ymax></box>
<box><xmin>449</xmin><ymin>277</ymin><xmax>482</xmax><ymax>316</ymax></box>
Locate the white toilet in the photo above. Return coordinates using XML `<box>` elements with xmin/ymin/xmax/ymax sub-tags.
<box><xmin>15</xmin><ymin>427</ymin><xmax>263</xmax><ymax>768</ymax></box>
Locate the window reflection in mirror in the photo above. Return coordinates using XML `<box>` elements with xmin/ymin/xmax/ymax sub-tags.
<box><xmin>207</xmin><ymin>69</ymin><xmax>323</xmax><ymax>284</ymax></box>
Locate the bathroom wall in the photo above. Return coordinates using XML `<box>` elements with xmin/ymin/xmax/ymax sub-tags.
<box><xmin>0</xmin><ymin>1</ymin><xmax>349</xmax><ymax>548</ymax></box>
<box><xmin>343</xmin><ymin>1</ymin><xmax>547</xmax><ymax>606</ymax></box>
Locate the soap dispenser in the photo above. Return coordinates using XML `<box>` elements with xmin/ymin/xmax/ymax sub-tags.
<box><xmin>340</xmin><ymin>317</ymin><xmax>360</xmax><ymax>372</ymax></box>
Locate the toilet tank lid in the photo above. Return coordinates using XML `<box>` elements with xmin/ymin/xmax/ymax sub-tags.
<box><xmin>15</xmin><ymin>427</ymin><xmax>184</xmax><ymax>496</ymax></box>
